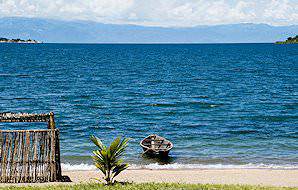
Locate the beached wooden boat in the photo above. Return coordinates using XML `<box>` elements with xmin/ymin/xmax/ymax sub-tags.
<box><xmin>140</xmin><ymin>134</ymin><xmax>173</xmax><ymax>157</ymax></box>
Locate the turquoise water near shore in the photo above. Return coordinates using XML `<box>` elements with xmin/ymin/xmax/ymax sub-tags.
<box><xmin>0</xmin><ymin>43</ymin><xmax>297</xmax><ymax>169</ymax></box>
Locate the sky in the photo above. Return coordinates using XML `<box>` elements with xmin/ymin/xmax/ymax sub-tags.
<box><xmin>0</xmin><ymin>0</ymin><xmax>297</xmax><ymax>27</ymax></box>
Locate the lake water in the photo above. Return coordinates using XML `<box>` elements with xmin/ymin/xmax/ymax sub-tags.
<box><xmin>0</xmin><ymin>43</ymin><xmax>297</xmax><ymax>170</ymax></box>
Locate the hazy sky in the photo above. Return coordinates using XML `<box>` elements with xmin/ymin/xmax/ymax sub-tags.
<box><xmin>0</xmin><ymin>0</ymin><xmax>297</xmax><ymax>27</ymax></box>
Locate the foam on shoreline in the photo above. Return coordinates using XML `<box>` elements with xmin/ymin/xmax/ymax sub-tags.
<box><xmin>61</xmin><ymin>162</ymin><xmax>298</xmax><ymax>171</ymax></box>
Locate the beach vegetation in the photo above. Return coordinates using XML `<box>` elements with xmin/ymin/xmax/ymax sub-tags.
<box><xmin>90</xmin><ymin>136</ymin><xmax>129</xmax><ymax>185</ymax></box>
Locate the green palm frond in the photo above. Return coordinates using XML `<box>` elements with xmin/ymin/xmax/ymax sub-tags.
<box><xmin>90</xmin><ymin>136</ymin><xmax>130</xmax><ymax>185</ymax></box>
<box><xmin>112</xmin><ymin>163</ymin><xmax>129</xmax><ymax>178</ymax></box>
<box><xmin>90</xmin><ymin>135</ymin><xmax>106</xmax><ymax>150</ymax></box>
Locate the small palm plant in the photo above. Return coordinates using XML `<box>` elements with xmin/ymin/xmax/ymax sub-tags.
<box><xmin>90</xmin><ymin>135</ymin><xmax>129</xmax><ymax>185</ymax></box>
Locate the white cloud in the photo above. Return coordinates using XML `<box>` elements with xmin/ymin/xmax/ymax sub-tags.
<box><xmin>0</xmin><ymin>0</ymin><xmax>297</xmax><ymax>26</ymax></box>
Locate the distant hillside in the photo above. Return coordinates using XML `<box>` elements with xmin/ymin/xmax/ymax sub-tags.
<box><xmin>276</xmin><ymin>35</ymin><xmax>298</xmax><ymax>44</ymax></box>
<box><xmin>0</xmin><ymin>17</ymin><xmax>297</xmax><ymax>43</ymax></box>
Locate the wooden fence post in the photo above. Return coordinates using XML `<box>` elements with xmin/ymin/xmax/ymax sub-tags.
<box><xmin>48</xmin><ymin>112</ymin><xmax>62</xmax><ymax>180</ymax></box>
<box><xmin>49</xmin><ymin>112</ymin><xmax>55</xmax><ymax>129</ymax></box>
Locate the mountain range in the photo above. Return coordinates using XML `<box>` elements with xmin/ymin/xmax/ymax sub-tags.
<box><xmin>0</xmin><ymin>17</ymin><xmax>297</xmax><ymax>43</ymax></box>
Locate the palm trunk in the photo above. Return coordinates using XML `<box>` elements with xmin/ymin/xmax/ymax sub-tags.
<box><xmin>106</xmin><ymin>170</ymin><xmax>111</xmax><ymax>185</ymax></box>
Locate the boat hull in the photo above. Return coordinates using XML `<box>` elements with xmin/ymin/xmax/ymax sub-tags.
<box><xmin>142</xmin><ymin>147</ymin><xmax>170</xmax><ymax>157</ymax></box>
<box><xmin>140</xmin><ymin>134</ymin><xmax>173</xmax><ymax>158</ymax></box>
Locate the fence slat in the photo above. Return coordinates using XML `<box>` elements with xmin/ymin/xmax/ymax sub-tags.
<box><xmin>0</xmin><ymin>129</ymin><xmax>60</xmax><ymax>183</ymax></box>
<box><xmin>33</xmin><ymin>132</ymin><xmax>38</xmax><ymax>182</ymax></box>
<box><xmin>2</xmin><ymin>134</ymin><xmax>9</xmax><ymax>182</ymax></box>
<box><xmin>12</xmin><ymin>133</ymin><xmax>19</xmax><ymax>183</ymax></box>
<box><xmin>0</xmin><ymin>132</ymin><xmax>3</xmax><ymax>183</ymax></box>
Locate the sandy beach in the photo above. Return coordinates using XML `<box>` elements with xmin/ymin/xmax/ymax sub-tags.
<box><xmin>0</xmin><ymin>169</ymin><xmax>297</xmax><ymax>187</ymax></box>
<box><xmin>66</xmin><ymin>169</ymin><xmax>298</xmax><ymax>187</ymax></box>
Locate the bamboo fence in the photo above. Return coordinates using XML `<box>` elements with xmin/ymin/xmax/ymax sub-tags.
<box><xmin>0</xmin><ymin>112</ymin><xmax>61</xmax><ymax>183</ymax></box>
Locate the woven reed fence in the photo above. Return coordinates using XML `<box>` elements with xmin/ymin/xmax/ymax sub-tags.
<box><xmin>0</xmin><ymin>112</ymin><xmax>61</xmax><ymax>183</ymax></box>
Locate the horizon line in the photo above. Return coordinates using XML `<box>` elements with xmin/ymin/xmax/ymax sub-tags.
<box><xmin>1</xmin><ymin>42</ymin><xmax>280</xmax><ymax>45</ymax></box>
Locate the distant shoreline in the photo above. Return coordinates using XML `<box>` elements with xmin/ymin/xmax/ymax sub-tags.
<box><xmin>0</xmin><ymin>37</ymin><xmax>42</xmax><ymax>44</ymax></box>
<box><xmin>275</xmin><ymin>35</ymin><xmax>298</xmax><ymax>44</ymax></box>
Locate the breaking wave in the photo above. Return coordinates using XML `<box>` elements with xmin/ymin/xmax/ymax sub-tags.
<box><xmin>61</xmin><ymin>163</ymin><xmax>298</xmax><ymax>171</ymax></box>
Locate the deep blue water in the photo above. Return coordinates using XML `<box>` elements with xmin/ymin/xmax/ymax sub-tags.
<box><xmin>0</xmin><ymin>43</ymin><xmax>297</xmax><ymax>168</ymax></box>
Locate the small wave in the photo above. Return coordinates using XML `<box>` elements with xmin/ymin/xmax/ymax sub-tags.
<box><xmin>132</xmin><ymin>163</ymin><xmax>298</xmax><ymax>170</ymax></box>
<box><xmin>13</xmin><ymin>97</ymin><xmax>34</xmax><ymax>100</ymax></box>
<box><xmin>186</xmin><ymin>101</ymin><xmax>219</xmax><ymax>107</ymax></box>
<box><xmin>0</xmin><ymin>74</ymin><xmax>13</xmax><ymax>77</ymax></box>
<box><xmin>0</xmin><ymin>74</ymin><xmax>31</xmax><ymax>78</ymax></box>
<box><xmin>244</xmin><ymin>115</ymin><xmax>298</xmax><ymax>122</ymax></box>
<box><xmin>144</xmin><ymin>93</ymin><xmax>161</xmax><ymax>97</ymax></box>
<box><xmin>149</xmin><ymin>103</ymin><xmax>176</xmax><ymax>107</ymax></box>
<box><xmin>148</xmin><ymin>102</ymin><xmax>221</xmax><ymax>108</ymax></box>
<box><xmin>62</xmin><ymin>163</ymin><xmax>96</xmax><ymax>171</ymax></box>
<box><xmin>16</xmin><ymin>74</ymin><xmax>32</xmax><ymax>78</ymax></box>
<box><xmin>228</xmin><ymin>130</ymin><xmax>258</xmax><ymax>135</ymax></box>
<box><xmin>61</xmin><ymin>163</ymin><xmax>298</xmax><ymax>171</ymax></box>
